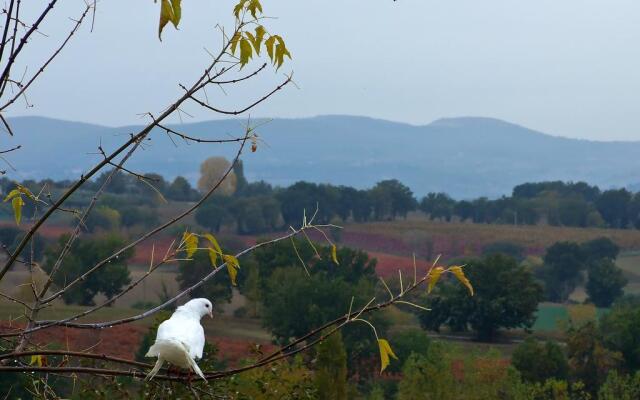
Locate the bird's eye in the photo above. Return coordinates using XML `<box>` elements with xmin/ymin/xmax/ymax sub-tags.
<box><xmin>205</xmin><ymin>304</ymin><xmax>209</xmax><ymax>308</ymax></box>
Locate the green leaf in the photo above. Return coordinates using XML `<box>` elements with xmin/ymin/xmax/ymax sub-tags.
<box><xmin>377</xmin><ymin>339</ymin><xmax>398</xmax><ymax>373</ymax></box>
<box><xmin>448</xmin><ymin>266</ymin><xmax>474</xmax><ymax>296</ymax></box>
<box><xmin>239</xmin><ymin>37</ymin><xmax>252</xmax><ymax>67</ymax></box>
<box><xmin>182</xmin><ymin>232</ymin><xmax>198</xmax><ymax>258</ymax></box>
<box><xmin>427</xmin><ymin>266</ymin><xmax>445</xmax><ymax>294</ymax></box>
<box><xmin>11</xmin><ymin>196</ymin><xmax>24</xmax><ymax>225</ymax></box>
<box><xmin>158</xmin><ymin>0</ymin><xmax>174</xmax><ymax>40</ymax></box>
<box><xmin>170</xmin><ymin>0</ymin><xmax>181</xmax><ymax>28</ymax></box>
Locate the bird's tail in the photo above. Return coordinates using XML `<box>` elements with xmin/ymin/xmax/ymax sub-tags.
<box><xmin>145</xmin><ymin>339</ymin><xmax>206</xmax><ymax>382</ymax></box>
<box><xmin>186</xmin><ymin>353</ymin><xmax>207</xmax><ymax>381</ymax></box>
<box><xmin>145</xmin><ymin>358</ymin><xmax>164</xmax><ymax>381</ymax></box>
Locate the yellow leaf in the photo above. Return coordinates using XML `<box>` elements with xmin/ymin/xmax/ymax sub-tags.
<box><xmin>265</xmin><ymin>35</ymin><xmax>276</xmax><ymax>63</ymax></box>
<box><xmin>448</xmin><ymin>266</ymin><xmax>474</xmax><ymax>296</ymax></box>
<box><xmin>233</xmin><ymin>0</ymin><xmax>246</xmax><ymax>19</ymax></box>
<box><xmin>223</xmin><ymin>254</ymin><xmax>240</xmax><ymax>286</ymax></box>
<box><xmin>208</xmin><ymin>248</ymin><xmax>218</xmax><ymax>266</ymax></box>
<box><xmin>227</xmin><ymin>264</ymin><xmax>238</xmax><ymax>286</ymax></box>
<box><xmin>170</xmin><ymin>0</ymin><xmax>181</xmax><ymax>28</ymax></box>
<box><xmin>182</xmin><ymin>232</ymin><xmax>198</xmax><ymax>258</ymax></box>
<box><xmin>245</xmin><ymin>31</ymin><xmax>259</xmax><ymax>53</ymax></box>
<box><xmin>246</xmin><ymin>0</ymin><xmax>262</xmax><ymax>19</ymax></box>
<box><xmin>223</xmin><ymin>254</ymin><xmax>240</xmax><ymax>270</ymax></box>
<box><xmin>230</xmin><ymin>32</ymin><xmax>241</xmax><ymax>55</ymax></box>
<box><xmin>275</xmin><ymin>44</ymin><xmax>284</xmax><ymax>68</ymax></box>
<box><xmin>331</xmin><ymin>245</ymin><xmax>339</xmax><ymax>265</ymax></box>
<box><xmin>16</xmin><ymin>185</ymin><xmax>35</xmax><ymax>200</ymax></box>
<box><xmin>30</xmin><ymin>354</ymin><xmax>43</xmax><ymax>367</ymax></box>
<box><xmin>254</xmin><ymin>26</ymin><xmax>266</xmax><ymax>55</ymax></box>
<box><xmin>203</xmin><ymin>233</ymin><xmax>223</xmax><ymax>255</ymax></box>
<box><xmin>3</xmin><ymin>189</ymin><xmax>21</xmax><ymax>202</ymax></box>
<box><xmin>239</xmin><ymin>37</ymin><xmax>252</xmax><ymax>67</ymax></box>
<box><xmin>273</xmin><ymin>35</ymin><xmax>291</xmax><ymax>70</ymax></box>
<box><xmin>11</xmin><ymin>196</ymin><xmax>24</xmax><ymax>225</ymax></box>
<box><xmin>427</xmin><ymin>266</ymin><xmax>445</xmax><ymax>294</ymax></box>
<box><xmin>158</xmin><ymin>0</ymin><xmax>174</xmax><ymax>40</ymax></box>
<box><xmin>377</xmin><ymin>339</ymin><xmax>398</xmax><ymax>373</ymax></box>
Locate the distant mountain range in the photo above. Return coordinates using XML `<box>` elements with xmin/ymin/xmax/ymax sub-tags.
<box><xmin>3</xmin><ymin>115</ymin><xmax>640</xmax><ymax>198</ymax></box>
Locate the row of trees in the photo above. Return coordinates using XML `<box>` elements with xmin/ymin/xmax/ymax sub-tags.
<box><xmin>423</xmin><ymin>181</ymin><xmax>640</xmax><ymax>229</ymax></box>
<box><xmin>5</xmin><ymin>169</ymin><xmax>640</xmax><ymax>235</ymax></box>
<box><xmin>0</xmin><ymin>172</ymin><xmax>201</xmax><ymax>206</ymax></box>
<box><xmin>194</xmin><ymin>177</ymin><xmax>417</xmax><ymax>233</ymax></box>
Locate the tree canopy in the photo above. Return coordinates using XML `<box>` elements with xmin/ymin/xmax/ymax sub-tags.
<box><xmin>43</xmin><ymin>234</ymin><xmax>133</xmax><ymax>305</ymax></box>
<box><xmin>419</xmin><ymin>254</ymin><xmax>543</xmax><ymax>340</ymax></box>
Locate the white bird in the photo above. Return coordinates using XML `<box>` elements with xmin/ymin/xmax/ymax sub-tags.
<box><xmin>145</xmin><ymin>298</ymin><xmax>213</xmax><ymax>381</ymax></box>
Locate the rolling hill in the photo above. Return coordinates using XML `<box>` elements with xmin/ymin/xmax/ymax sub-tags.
<box><xmin>4</xmin><ymin>115</ymin><xmax>640</xmax><ymax>198</ymax></box>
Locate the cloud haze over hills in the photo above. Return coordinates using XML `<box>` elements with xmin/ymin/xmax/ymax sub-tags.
<box><xmin>5</xmin><ymin>115</ymin><xmax>640</xmax><ymax>198</ymax></box>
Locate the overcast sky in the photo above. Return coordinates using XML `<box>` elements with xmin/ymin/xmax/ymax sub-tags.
<box><xmin>11</xmin><ymin>0</ymin><xmax>640</xmax><ymax>141</ymax></box>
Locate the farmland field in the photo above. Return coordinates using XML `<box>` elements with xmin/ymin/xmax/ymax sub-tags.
<box><xmin>343</xmin><ymin>219</ymin><xmax>640</xmax><ymax>260</ymax></box>
<box><xmin>616</xmin><ymin>251</ymin><xmax>640</xmax><ymax>294</ymax></box>
<box><xmin>3</xmin><ymin>218</ymin><xmax>639</xmax><ymax>366</ymax></box>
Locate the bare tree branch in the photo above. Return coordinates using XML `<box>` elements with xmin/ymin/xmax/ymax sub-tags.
<box><xmin>0</xmin><ymin>0</ymin><xmax>58</xmax><ymax>98</ymax></box>
<box><xmin>0</xmin><ymin>4</ymin><xmax>91</xmax><ymax>111</ymax></box>
<box><xmin>0</xmin><ymin>144</ymin><xmax>19</xmax><ymax>153</ymax></box>
<box><xmin>186</xmin><ymin>74</ymin><xmax>292</xmax><ymax>116</ymax></box>
<box><xmin>0</xmin><ymin>23</ymin><xmax>248</xmax><ymax>281</ymax></box>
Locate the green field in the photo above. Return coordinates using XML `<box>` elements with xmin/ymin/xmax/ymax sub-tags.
<box><xmin>532</xmin><ymin>303</ymin><xmax>609</xmax><ymax>332</ymax></box>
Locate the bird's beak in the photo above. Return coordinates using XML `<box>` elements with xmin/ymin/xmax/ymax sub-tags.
<box><xmin>208</xmin><ymin>309</ymin><xmax>213</xmax><ymax>318</ymax></box>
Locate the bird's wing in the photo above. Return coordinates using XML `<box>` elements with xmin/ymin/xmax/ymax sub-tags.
<box><xmin>181</xmin><ymin>320</ymin><xmax>205</xmax><ymax>360</ymax></box>
<box><xmin>150</xmin><ymin>313</ymin><xmax>205</xmax><ymax>359</ymax></box>
<box><xmin>155</xmin><ymin>317</ymin><xmax>179</xmax><ymax>341</ymax></box>
<box><xmin>153</xmin><ymin>315</ymin><xmax>205</xmax><ymax>360</ymax></box>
